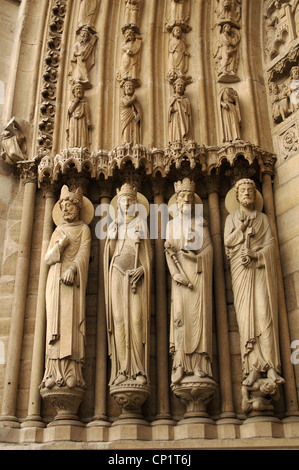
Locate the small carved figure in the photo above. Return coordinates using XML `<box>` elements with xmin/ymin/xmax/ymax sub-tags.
<box><xmin>224</xmin><ymin>179</ymin><xmax>284</xmax><ymax>411</ymax></box>
<box><xmin>165</xmin><ymin>178</ymin><xmax>213</xmax><ymax>385</ymax></box>
<box><xmin>168</xmin><ymin>25</ymin><xmax>190</xmax><ymax>78</ymax></box>
<box><xmin>214</xmin><ymin>23</ymin><xmax>241</xmax><ymax>82</ymax></box>
<box><xmin>219</xmin><ymin>87</ymin><xmax>241</xmax><ymax>142</ymax></box>
<box><xmin>78</xmin><ymin>0</ymin><xmax>99</xmax><ymax>31</ymax></box>
<box><xmin>0</xmin><ymin>117</ymin><xmax>26</xmax><ymax>165</ymax></box>
<box><xmin>120</xmin><ymin>80</ymin><xmax>142</xmax><ymax>144</ymax></box>
<box><xmin>41</xmin><ymin>185</ymin><xmax>92</xmax><ymax>390</ymax></box>
<box><xmin>124</xmin><ymin>0</ymin><xmax>140</xmax><ymax>30</ymax></box>
<box><xmin>289</xmin><ymin>66</ymin><xmax>299</xmax><ymax>112</ymax></box>
<box><xmin>166</xmin><ymin>0</ymin><xmax>191</xmax><ymax>29</ymax></box>
<box><xmin>70</xmin><ymin>27</ymin><xmax>97</xmax><ymax>89</ymax></box>
<box><xmin>104</xmin><ymin>183</ymin><xmax>152</xmax><ymax>386</ymax></box>
<box><xmin>216</xmin><ymin>0</ymin><xmax>241</xmax><ymax>27</ymax></box>
<box><xmin>117</xmin><ymin>28</ymin><xmax>142</xmax><ymax>83</ymax></box>
<box><xmin>168</xmin><ymin>77</ymin><xmax>193</xmax><ymax>142</ymax></box>
<box><xmin>242</xmin><ymin>378</ymin><xmax>280</xmax><ymax>413</ymax></box>
<box><xmin>269</xmin><ymin>82</ymin><xmax>290</xmax><ymax>123</ymax></box>
<box><xmin>67</xmin><ymin>82</ymin><xmax>92</xmax><ymax>148</ymax></box>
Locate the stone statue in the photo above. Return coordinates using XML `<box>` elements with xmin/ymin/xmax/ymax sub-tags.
<box><xmin>166</xmin><ymin>0</ymin><xmax>191</xmax><ymax>30</ymax></box>
<box><xmin>41</xmin><ymin>185</ymin><xmax>92</xmax><ymax>394</ymax></box>
<box><xmin>216</xmin><ymin>0</ymin><xmax>241</xmax><ymax>27</ymax></box>
<box><xmin>165</xmin><ymin>178</ymin><xmax>216</xmax><ymax>416</ymax></box>
<box><xmin>67</xmin><ymin>82</ymin><xmax>92</xmax><ymax>148</ymax></box>
<box><xmin>165</xmin><ymin>178</ymin><xmax>213</xmax><ymax>386</ymax></box>
<box><xmin>117</xmin><ymin>27</ymin><xmax>142</xmax><ymax>84</ymax></box>
<box><xmin>289</xmin><ymin>66</ymin><xmax>299</xmax><ymax>112</ymax></box>
<box><xmin>214</xmin><ymin>23</ymin><xmax>240</xmax><ymax>82</ymax></box>
<box><xmin>124</xmin><ymin>0</ymin><xmax>140</xmax><ymax>30</ymax></box>
<box><xmin>78</xmin><ymin>0</ymin><xmax>99</xmax><ymax>31</ymax></box>
<box><xmin>219</xmin><ymin>87</ymin><xmax>241</xmax><ymax>142</ymax></box>
<box><xmin>1</xmin><ymin>117</ymin><xmax>26</xmax><ymax>165</ymax></box>
<box><xmin>69</xmin><ymin>27</ymin><xmax>97</xmax><ymax>89</ymax></box>
<box><xmin>120</xmin><ymin>80</ymin><xmax>142</xmax><ymax>144</ymax></box>
<box><xmin>168</xmin><ymin>25</ymin><xmax>190</xmax><ymax>79</ymax></box>
<box><xmin>269</xmin><ymin>81</ymin><xmax>290</xmax><ymax>123</ymax></box>
<box><xmin>224</xmin><ymin>179</ymin><xmax>284</xmax><ymax>412</ymax></box>
<box><xmin>104</xmin><ymin>183</ymin><xmax>152</xmax><ymax>388</ymax></box>
<box><xmin>168</xmin><ymin>77</ymin><xmax>193</xmax><ymax>143</ymax></box>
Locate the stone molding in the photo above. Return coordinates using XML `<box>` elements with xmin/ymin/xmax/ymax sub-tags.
<box><xmin>37</xmin><ymin>141</ymin><xmax>276</xmax><ymax>185</ymax></box>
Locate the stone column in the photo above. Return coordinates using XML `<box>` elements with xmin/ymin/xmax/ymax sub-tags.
<box><xmin>22</xmin><ymin>184</ymin><xmax>56</xmax><ymax>428</ymax></box>
<box><xmin>206</xmin><ymin>175</ymin><xmax>236</xmax><ymax>420</ymax></box>
<box><xmin>91</xmin><ymin>184</ymin><xmax>111</xmax><ymax>425</ymax></box>
<box><xmin>0</xmin><ymin>161</ymin><xmax>37</xmax><ymax>427</ymax></box>
<box><xmin>261</xmin><ymin>162</ymin><xmax>299</xmax><ymax>418</ymax></box>
<box><xmin>152</xmin><ymin>180</ymin><xmax>172</xmax><ymax>421</ymax></box>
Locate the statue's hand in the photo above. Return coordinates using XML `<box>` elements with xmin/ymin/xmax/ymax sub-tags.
<box><xmin>241</xmin><ymin>247</ymin><xmax>257</xmax><ymax>260</ymax></box>
<box><xmin>58</xmin><ymin>235</ymin><xmax>70</xmax><ymax>252</ymax></box>
<box><xmin>60</xmin><ymin>267</ymin><xmax>75</xmax><ymax>286</ymax></box>
<box><xmin>173</xmin><ymin>273</ymin><xmax>189</xmax><ymax>286</ymax></box>
<box><xmin>129</xmin><ymin>266</ymin><xmax>144</xmax><ymax>286</ymax></box>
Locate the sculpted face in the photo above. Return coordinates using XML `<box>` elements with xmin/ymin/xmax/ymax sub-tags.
<box><xmin>177</xmin><ymin>190</ymin><xmax>195</xmax><ymax>215</ymax></box>
<box><xmin>124</xmin><ymin>81</ymin><xmax>134</xmax><ymax>96</ymax></box>
<box><xmin>118</xmin><ymin>194</ymin><xmax>137</xmax><ymax>216</ymax></box>
<box><xmin>237</xmin><ymin>183</ymin><xmax>256</xmax><ymax>208</ymax></box>
<box><xmin>174</xmin><ymin>80</ymin><xmax>185</xmax><ymax>96</ymax></box>
<box><xmin>60</xmin><ymin>199</ymin><xmax>80</xmax><ymax>223</ymax></box>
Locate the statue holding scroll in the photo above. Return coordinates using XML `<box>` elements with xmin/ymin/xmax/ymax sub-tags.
<box><xmin>104</xmin><ymin>183</ymin><xmax>152</xmax><ymax>387</ymax></box>
<box><xmin>165</xmin><ymin>178</ymin><xmax>214</xmax><ymax>386</ymax></box>
<box><xmin>224</xmin><ymin>178</ymin><xmax>284</xmax><ymax>411</ymax></box>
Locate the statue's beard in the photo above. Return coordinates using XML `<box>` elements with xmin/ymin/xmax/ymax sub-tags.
<box><xmin>240</xmin><ymin>197</ymin><xmax>254</xmax><ymax>207</ymax></box>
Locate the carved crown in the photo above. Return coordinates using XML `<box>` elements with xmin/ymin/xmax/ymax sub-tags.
<box><xmin>174</xmin><ymin>178</ymin><xmax>195</xmax><ymax>194</ymax></box>
<box><xmin>117</xmin><ymin>183</ymin><xmax>137</xmax><ymax>199</ymax></box>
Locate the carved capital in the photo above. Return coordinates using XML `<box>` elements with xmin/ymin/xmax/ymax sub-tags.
<box><xmin>17</xmin><ymin>160</ymin><xmax>38</xmax><ymax>184</ymax></box>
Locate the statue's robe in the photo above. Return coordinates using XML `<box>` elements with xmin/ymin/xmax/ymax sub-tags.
<box><xmin>42</xmin><ymin>221</ymin><xmax>91</xmax><ymax>387</ymax></box>
<box><xmin>165</xmin><ymin>216</ymin><xmax>213</xmax><ymax>378</ymax></box>
<box><xmin>224</xmin><ymin>208</ymin><xmax>281</xmax><ymax>377</ymax></box>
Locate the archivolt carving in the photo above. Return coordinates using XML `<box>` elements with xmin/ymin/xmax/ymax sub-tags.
<box><xmin>214</xmin><ymin>0</ymin><xmax>241</xmax><ymax>83</ymax></box>
<box><xmin>38</xmin><ymin>0</ymin><xmax>67</xmax><ymax>156</ymax></box>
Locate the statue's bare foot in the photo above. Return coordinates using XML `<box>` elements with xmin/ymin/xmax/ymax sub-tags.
<box><xmin>267</xmin><ymin>368</ymin><xmax>285</xmax><ymax>384</ymax></box>
<box><xmin>242</xmin><ymin>369</ymin><xmax>260</xmax><ymax>386</ymax></box>
<box><xmin>171</xmin><ymin>366</ymin><xmax>184</xmax><ymax>385</ymax></box>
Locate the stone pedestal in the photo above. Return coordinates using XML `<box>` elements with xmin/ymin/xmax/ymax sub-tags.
<box><xmin>40</xmin><ymin>385</ymin><xmax>85</xmax><ymax>422</ymax></box>
<box><xmin>110</xmin><ymin>381</ymin><xmax>151</xmax><ymax>420</ymax></box>
<box><xmin>171</xmin><ymin>376</ymin><xmax>217</xmax><ymax>418</ymax></box>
